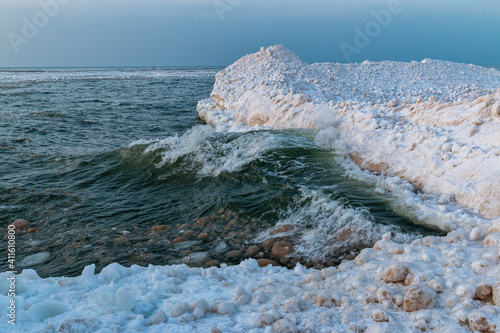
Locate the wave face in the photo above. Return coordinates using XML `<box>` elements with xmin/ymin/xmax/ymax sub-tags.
<box><xmin>136</xmin><ymin>125</ymin><xmax>279</xmax><ymax>177</ymax></box>
<box><xmin>256</xmin><ymin>188</ymin><xmax>415</xmax><ymax>262</ymax></box>
<box><xmin>198</xmin><ymin>45</ymin><xmax>500</xmax><ymax>225</ymax></box>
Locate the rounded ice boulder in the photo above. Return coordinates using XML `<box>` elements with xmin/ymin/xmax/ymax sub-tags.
<box><xmin>403</xmin><ymin>284</ymin><xmax>436</xmax><ymax>312</ymax></box>
<box><xmin>273</xmin><ymin>318</ymin><xmax>297</xmax><ymax>333</ymax></box>
<box><xmin>27</xmin><ymin>299</ymin><xmax>67</xmax><ymax>322</ymax></box>
<box><xmin>148</xmin><ymin>310</ymin><xmax>168</xmax><ymax>325</ymax></box>
<box><xmin>171</xmin><ymin>301</ymin><xmax>190</xmax><ymax>318</ymax></box>
<box><xmin>382</xmin><ymin>264</ymin><xmax>410</xmax><ymax>283</ymax></box>
<box><xmin>115</xmin><ymin>288</ymin><xmax>136</xmax><ymax>311</ymax></box>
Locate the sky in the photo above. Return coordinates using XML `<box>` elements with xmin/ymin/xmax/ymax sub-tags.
<box><xmin>0</xmin><ymin>0</ymin><xmax>499</xmax><ymax>67</ymax></box>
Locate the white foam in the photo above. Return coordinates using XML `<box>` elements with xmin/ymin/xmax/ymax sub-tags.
<box><xmin>138</xmin><ymin>125</ymin><xmax>278</xmax><ymax>177</ymax></box>
<box><xmin>256</xmin><ymin>188</ymin><xmax>416</xmax><ymax>261</ymax></box>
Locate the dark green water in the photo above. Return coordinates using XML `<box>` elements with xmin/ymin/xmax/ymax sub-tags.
<box><xmin>0</xmin><ymin>68</ymin><xmax>439</xmax><ymax>277</ymax></box>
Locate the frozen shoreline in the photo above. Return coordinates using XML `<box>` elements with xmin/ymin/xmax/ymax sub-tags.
<box><xmin>1</xmin><ymin>226</ymin><xmax>500</xmax><ymax>332</ymax></box>
<box><xmin>198</xmin><ymin>45</ymin><xmax>500</xmax><ymax>225</ymax></box>
<box><xmin>1</xmin><ymin>46</ymin><xmax>499</xmax><ymax>332</ymax></box>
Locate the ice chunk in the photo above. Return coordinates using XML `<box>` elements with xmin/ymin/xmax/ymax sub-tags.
<box><xmin>166</xmin><ymin>265</ymin><xmax>189</xmax><ymax>280</ymax></box>
<box><xmin>19</xmin><ymin>269</ymin><xmax>41</xmax><ymax>280</ymax></box>
<box><xmin>148</xmin><ymin>310</ymin><xmax>168</xmax><ymax>325</ymax></box>
<box><xmin>97</xmin><ymin>263</ymin><xmax>129</xmax><ymax>283</ymax></box>
<box><xmin>115</xmin><ymin>288</ymin><xmax>136</xmax><ymax>311</ymax></box>
<box><xmin>192</xmin><ymin>307</ymin><xmax>205</xmax><ymax>319</ymax></box>
<box><xmin>82</xmin><ymin>264</ymin><xmax>96</xmax><ymax>278</ymax></box>
<box><xmin>171</xmin><ymin>301</ymin><xmax>190</xmax><ymax>318</ymax></box>
<box><xmin>18</xmin><ymin>252</ymin><xmax>50</xmax><ymax>266</ymax></box>
<box><xmin>218</xmin><ymin>301</ymin><xmax>237</xmax><ymax>315</ymax></box>
<box><xmin>190</xmin><ymin>298</ymin><xmax>209</xmax><ymax>314</ymax></box>
<box><xmin>59</xmin><ymin>318</ymin><xmax>98</xmax><ymax>333</ymax></box>
<box><xmin>27</xmin><ymin>299</ymin><xmax>67</xmax><ymax>322</ymax></box>
<box><xmin>90</xmin><ymin>290</ymin><xmax>116</xmax><ymax>307</ymax></box>
<box><xmin>273</xmin><ymin>318</ymin><xmax>297</xmax><ymax>333</ymax></box>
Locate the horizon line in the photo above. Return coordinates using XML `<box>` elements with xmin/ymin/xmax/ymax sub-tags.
<box><xmin>0</xmin><ymin>63</ymin><xmax>499</xmax><ymax>69</ymax></box>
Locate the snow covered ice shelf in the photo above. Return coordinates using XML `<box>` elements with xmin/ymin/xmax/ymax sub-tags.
<box><xmin>198</xmin><ymin>45</ymin><xmax>500</xmax><ymax>225</ymax></box>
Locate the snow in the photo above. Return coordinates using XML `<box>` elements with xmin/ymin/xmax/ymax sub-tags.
<box><xmin>2</xmin><ymin>232</ymin><xmax>500</xmax><ymax>332</ymax></box>
<box><xmin>2</xmin><ymin>46</ymin><xmax>499</xmax><ymax>332</ymax></box>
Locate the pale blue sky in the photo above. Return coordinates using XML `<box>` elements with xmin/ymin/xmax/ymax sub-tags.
<box><xmin>1</xmin><ymin>0</ymin><xmax>499</xmax><ymax>67</ymax></box>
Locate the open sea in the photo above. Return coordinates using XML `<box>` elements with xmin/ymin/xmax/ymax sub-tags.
<box><xmin>0</xmin><ymin>66</ymin><xmax>473</xmax><ymax>278</ymax></box>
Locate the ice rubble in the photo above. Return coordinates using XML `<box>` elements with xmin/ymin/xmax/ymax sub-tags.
<box><xmin>1</xmin><ymin>226</ymin><xmax>500</xmax><ymax>332</ymax></box>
